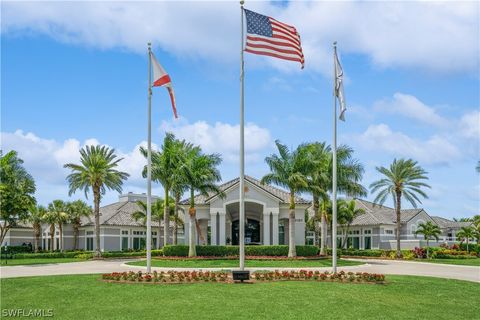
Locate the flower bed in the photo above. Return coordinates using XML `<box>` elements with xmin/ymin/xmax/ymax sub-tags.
<box><xmin>101</xmin><ymin>270</ymin><xmax>385</xmax><ymax>284</ymax></box>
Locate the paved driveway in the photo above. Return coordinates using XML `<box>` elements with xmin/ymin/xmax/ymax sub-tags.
<box><xmin>1</xmin><ymin>258</ymin><xmax>479</xmax><ymax>283</ymax></box>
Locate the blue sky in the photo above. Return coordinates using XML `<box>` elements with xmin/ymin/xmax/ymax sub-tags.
<box><xmin>1</xmin><ymin>1</ymin><xmax>479</xmax><ymax>219</ymax></box>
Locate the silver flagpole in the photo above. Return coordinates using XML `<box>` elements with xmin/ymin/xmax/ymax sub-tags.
<box><xmin>239</xmin><ymin>0</ymin><xmax>245</xmax><ymax>271</ymax></box>
<box><xmin>332</xmin><ymin>41</ymin><xmax>338</xmax><ymax>274</ymax></box>
<box><xmin>146</xmin><ymin>43</ymin><xmax>152</xmax><ymax>273</ymax></box>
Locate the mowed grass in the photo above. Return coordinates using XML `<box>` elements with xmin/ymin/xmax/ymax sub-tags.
<box><xmin>414</xmin><ymin>258</ymin><xmax>480</xmax><ymax>266</ymax></box>
<box><xmin>2</xmin><ymin>274</ymin><xmax>479</xmax><ymax>320</ymax></box>
<box><xmin>0</xmin><ymin>258</ymin><xmax>84</xmax><ymax>266</ymax></box>
<box><xmin>127</xmin><ymin>258</ymin><xmax>361</xmax><ymax>268</ymax></box>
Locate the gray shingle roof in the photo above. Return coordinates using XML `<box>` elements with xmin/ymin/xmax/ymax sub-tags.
<box><xmin>350</xmin><ymin>199</ymin><xmax>423</xmax><ymax>226</ymax></box>
<box><xmin>80</xmin><ymin>201</ymin><xmax>161</xmax><ymax>227</ymax></box>
<box><xmin>431</xmin><ymin>216</ymin><xmax>473</xmax><ymax>229</ymax></box>
<box><xmin>180</xmin><ymin>175</ymin><xmax>310</xmax><ymax>205</ymax></box>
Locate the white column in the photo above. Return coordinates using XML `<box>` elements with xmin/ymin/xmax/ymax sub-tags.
<box><xmin>219</xmin><ymin>212</ymin><xmax>226</xmax><ymax>245</ymax></box>
<box><xmin>272</xmin><ymin>211</ymin><xmax>279</xmax><ymax>245</ymax></box>
<box><xmin>263</xmin><ymin>212</ymin><xmax>270</xmax><ymax>245</ymax></box>
<box><xmin>210</xmin><ymin>212</ymin><xmax>217</xmax><ymax>245</ymax></box>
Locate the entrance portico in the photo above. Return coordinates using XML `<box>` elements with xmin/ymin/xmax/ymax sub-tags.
<box><xmin>181</xmin><ymin>176</ymin><xmax>309</xmax><ymax>246</ymax></box>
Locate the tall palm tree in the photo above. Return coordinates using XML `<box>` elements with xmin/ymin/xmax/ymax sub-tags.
<box><xmin>261</xmin><ymin>140</ymin><xmax>312</xmax><ymax>258</ymax></box>
<box><xmin>183</xmin><ymin>146</ymin><xmax>223</xmax><ymax>257</ymax></box>
<box><xmin>66</xmin><ymin>200</ymin><xmax>92</xmax><ymax>250</ymax></box>
<box><xmin>370</xmin><ymin>158</ymin><xmax>430</xmax><ymax>258</ymax></box>
<box><xmin>414</xmin><ymin>221</ymin><xmax>441</xmax><ymax>258</ymax></box>
<box><xmin>27</xmin><ymin>205</ymin><xmax>46</xmax><ymax>252</ymax></box>
<box><xmin>64</xmin><ymin>145</ymin><xmax>129</xmax><ymax>258</ymax></box>
<box><xmin>42</xmin><ymin>211</ymin><xmax>57</xmax><ymax>252</ymax></box>
<box><xmin>169</xmin><ymin>139</ymin><xmax>193</xmax><ymax>245</ymax></box>
<box><xmin>140</xmin><ymin>133</ymin><xmax>183</xmax><ymax>247</ymax></box>
<box><xmin>303</xmin><ymin>143</ymin><xmax>367</xmax><ymax>254</ymax></box>
<box><xmin>338</xmin><ymin>199</ymin><xmax>365</xmax><ymax>249</ymax></box>
<box><xmin>47</xmin><ymin>200</ymin><xmax>68</xmax><ymax>252</ymax></box>
<box><xmin>456</xmin><ymin>226</ymin><xmax>475</xmax><ymax>252</ymax></box>
<box><xmin>132</xmin><ymin>199</ymin><xmax>180</xmax><ymax>248</ymax></box>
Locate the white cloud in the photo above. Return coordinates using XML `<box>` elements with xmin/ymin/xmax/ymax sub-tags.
<box><xmin>458</xmin><ymin>111</ymin><xmax>480</xmax><ymax>140</ymax></box>
<box><xmin>373</xmin><ymin>93</ymin><xmax>449</xmax><ymax>127</ymax></box>
<box><xmin>355</xmin><ymin>124</ymin><xmax>461</xmax><ymax>165</ymax></box>
<box><xmin>161</xmin><ymin>118</ymin><xmax>271</xmax><ymax>163</ymax></box>
<box><xmin>0</xmin><ymin>130</ymin><xmax>151</xmax><ymax>202</ymax></box>
<box><xmin>2</xmin><ymin>1</ymin><xmax>478</xmax><ymax>75</ymax></box>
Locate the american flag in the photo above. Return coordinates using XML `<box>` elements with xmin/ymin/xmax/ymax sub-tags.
<box><xmin>244</xmin><ymin>9</ymin><xmax>304</xmax><ymax>69</ymax></box>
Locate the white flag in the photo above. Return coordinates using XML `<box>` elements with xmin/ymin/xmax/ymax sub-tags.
<box><xmin>334</xmin><ymin>50</ymin><xmax>346</xmax><ymax>121</ymax></box>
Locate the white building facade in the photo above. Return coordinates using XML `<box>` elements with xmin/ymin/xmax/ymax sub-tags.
<box><xmin>181</xmin><ymin>176</ymin><xmax>310</xmax><ymax>246</ymax></box>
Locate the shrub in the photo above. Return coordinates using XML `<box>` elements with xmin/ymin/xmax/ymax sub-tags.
<box><xmin>1</xmin><ymin>245</ymin><xmax>32</xmax><ymax>254</ymax></box>
<box><xmin>162</xmin><ymin>245</ymin><xmax>319</xmax><ymax>257</ymax></box>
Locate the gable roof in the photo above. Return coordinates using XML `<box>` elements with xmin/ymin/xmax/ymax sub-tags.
<box><xmin>80</xmin><ymin>201</ymin><xmax>161</xmax><ymax>227</ymax></box>
<box><xmin>431</xmin><ymin>216</ymin><xmax>473</xmax><ymax>229</ymax></box>
<box><xmin>349</xmin><ymin>199</ymin><xmax>424</xmax><ymax>226</ymax></box>
<box><xmin>180</xmin><ymin>175</ymin><xmax>310</xmax><ymax>205</ymax></box>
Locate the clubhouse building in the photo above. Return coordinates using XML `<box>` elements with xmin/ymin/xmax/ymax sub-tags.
<box><xmin>1</xmin><ymin>176</ymin><xmax>475</xmax><ymax>251</ymax></box>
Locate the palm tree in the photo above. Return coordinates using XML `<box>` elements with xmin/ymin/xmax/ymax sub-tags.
<box><xmin>303</xmin><ymin>143</ymin><xmax>367</xmax><ymax>254</ymax></box>
<box><xmin>47</xmin><ymin>200</ymin><xmax>68</xmax><ymax>252</ymax></box>
<box><xmin>140</xmin><ymin>133</ymin><xmax>183</xmax><ymax>247</ymax></box>
<box><xmin>132</xmin><ymin>199</ymin><xmax>181</xmax><ymax>248</ymax></box>
<box><xmin>66</xmin><ymin>200</ymin><xmax>92</xmax><ymax>250</ymax></box>
<box><xmin>64</xmin><ymin>145</ymin><xmax>129</xmax><ymax>258</ymax></box>
<box><xmin>183</xmin><ymin>146</ymin><xmax>223</xmax><ymax>257</ymax></box>
<box><xmin>27</xmin><ymin>205</ymin><xmax>46</xmax><ymax>252</ymax></box>
<box><xmin>370</xmin><ymin>158</ymin><xmax>430</xmax><ymax>258</ymax></box>
<box><xmin>169</xmin><ymin>139</ymin><xmax>193</xmax><ymax>245</ymax></box>
<box><xmin>261</xmin><ymin>140</ymin><xmax>312</xmax><ymax>258</ymax></box>
<box><xmin>414</xmin><ymin>221</ymin><xmax>441</xmax><ymax>258</ymax></box>
<box><xmin>456</xmin><ymin>226</ymin><xmax>475</xmax><ymax>252</ymax></box>
<box><xmin>42</xmin><ymin>211</ymin><xmax>57</xmax><ymax>252</ymax></box>
<box><xmin>338</xmin><ymin>199</ymin><xmax>365</xmax><ymax>249</ymax></box>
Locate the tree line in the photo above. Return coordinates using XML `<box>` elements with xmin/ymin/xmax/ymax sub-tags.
<box><xmin>1</xmin><ymin>138</ymin><xmax>479</xmax><ymax>259</ymax></box>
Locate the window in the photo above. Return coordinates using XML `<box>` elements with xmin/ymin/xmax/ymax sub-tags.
<box><xmin>86</xmin><ymin>238</ymin><xmax>94</xmax><ymax>251</ymax></box>
<box><xmin>364</xmin><ymin>236</ymin><xmax>372</xmax><ymax>249</ymax></box>
<box><xmin>279</xmin><ymin>225</ymin><xmax>285</xmax><ymax>245</ymax></box>
<box><xmin>121</xmin><ymin>230</ymin><xmax>129</xmax><ymax>235</ymax></box>
<box><xmin>385</xmin><ymin>229</ymin><xmax>394</xmax><ymax>235</ymax></box>
<box><xmin>86</xmin><ymin>231</ymin><xmax>94</xmax><ymax>251</ymax></box>
<box><xmin>349</xmin><ymin>230</ymin><xmax>360</xmax><ymax>235</ymax></box>
<box><xmin>133</xmin><ymin>230</ymin><xmax>146</xmax><ymax>250</ymax></box>
<box><xmin>364</xmin><ymin>230</ymin><xmax>372</xmax><ymax>235</ymax></box>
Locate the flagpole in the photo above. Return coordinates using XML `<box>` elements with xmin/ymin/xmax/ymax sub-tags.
<box><xmin>146</xmin><ymin>42</ymin><xmax>152</xmax><ymax>274</ymax></box>
<box><xmin>332</xmin><ymin>41</ymin><xmax>338</xmax><ymax>274</ymax></box>
<box><xmin>239</xmin><ymin>0</ymin><xmax>245</xmax><ymax>271</ymax></box>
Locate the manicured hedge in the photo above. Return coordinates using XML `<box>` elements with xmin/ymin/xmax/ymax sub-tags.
<box><xmin>1</xmin><ymin>245</ymin><xmax>32</xmax><ymax>254</ymax></box>
<box><xmin>102</xmin><ymin>250</ymin><xmax>163</xmax><ymax>258</ymax></box>
<box><xmin>162</xmin><ymin>245</ymin><xmax>320</xmax><ymax>257</ymax></box>
<box><xmin>11</xmin><ymin>249</ymin><xmax>163</xmax><ymax>260</ymax></box>
<box><xmin>13</xmin><ymin>251</ymin><xmax>86</xmax><ymax>259</ymax></box>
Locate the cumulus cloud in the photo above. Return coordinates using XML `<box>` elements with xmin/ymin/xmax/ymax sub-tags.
<box><xmin>0</xmin><ymin>130</ymin><xmax>150</xmax><ymax>190</ymax></box>
<box><xmin>161</xmin><ymin>118</ymin><xmax>272</xmax><ymax>163</ymax></box>
<box><xmin>355</xmin><ymin>124</ymin><xmax>461</xmax><ymax>165</ymax></box>
<box><xmin>373</xmin><ymin>93</ymin><xmax>449</xmax><ymax>127</ymax></box>
<box><xmin>2</xmin><ymin>1</ymin><xmax>478</xmax><ymax>75</ymax></box>
<box><xmin>458</xmin><ymin>111</ymin><xmax>480</xmax><ymax>140</ymax></box>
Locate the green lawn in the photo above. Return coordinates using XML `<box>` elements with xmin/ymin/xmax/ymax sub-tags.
<box><xmin>0</xmin><ymin>258</ymin><xmax>84</xmax><ymax>266</ymax></box>
<box><xmin>1</xmin><ymin>274</ymin><xmax>479</xmax><ymax>320</ymax></box>
<box><xmin>414</xmin><ymin>258</ymin><xmax>480</xmax><ymax>266</ymax></box>
<box><xmin>127</xmin><ymin>258</ymin><xmax>361</xmax><ymax>268</ymax></box>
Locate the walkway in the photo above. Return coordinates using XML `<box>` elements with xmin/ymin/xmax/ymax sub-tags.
<box><xmin>1</xmin><ymin>258</ymin><xmax>479</xmax><ymax>283</ymax></box>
